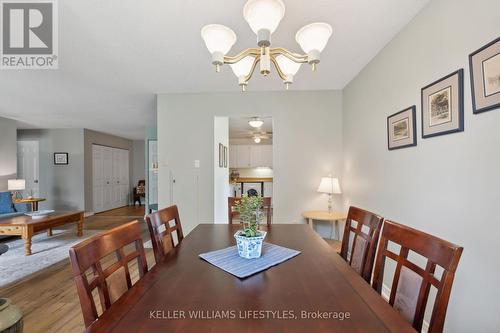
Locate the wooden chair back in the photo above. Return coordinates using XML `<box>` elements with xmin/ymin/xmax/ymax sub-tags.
<box><xmin>339</xmin><ymin>206</ymin><xmax>384</xmax><ymax>283</ymax></box>
<box><xmin>145</xmin><ymin>205</ymin><xmax>184</xmax><ymax>264</ymax></box>
<box><xmin>228</xmin><ymin>197</ymin><xmax>272</xmax><ymax>225</ymax></box>
<box><xmin>372</xmin><ymin>220</ymin><xmax>463</xmax><ymax>333</ymax></box>
<box><xmin>69</xmin><ymin>220</ymin><xmax>148</xmax><ymax>328</ymax></box>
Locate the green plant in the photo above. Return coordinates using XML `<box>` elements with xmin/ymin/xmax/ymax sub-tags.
<box><xmin>234</xmin><ymin>195</ymin><xmax>264</xmax><ymax>237</ymax></box>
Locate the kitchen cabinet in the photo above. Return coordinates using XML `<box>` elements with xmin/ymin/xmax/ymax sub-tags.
<box><xmin>230</xmin><ymin>145</ymin><xmax>273</xmax><ymax>168</ymax></box>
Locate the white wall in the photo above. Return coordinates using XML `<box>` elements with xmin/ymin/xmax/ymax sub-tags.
<box><xmin>342</xmin><ymin>0</ymin><xmax>500</xmax><ymax>331</ymax></box>
<box><xmin>0</xmin><ymin>117</ymin><xmax>17</xmax><ymax>191</ymax></box>
<box><xmin>213</xmin><ymin>116</ymin><xmax>229</xmax><ymax>223</ymax></box>
<box><xmin>157</xmin><ymin>91</ymin><xmax>343</xmax><ymax>235</ymax></box>
<box><xmin>132</xmin><ymin>140</ymin><xmax>146</xmax><ymax>186</ymax></box>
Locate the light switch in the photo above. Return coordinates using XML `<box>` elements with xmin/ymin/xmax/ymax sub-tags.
<box><xmin>194</xmin><ymin>160</ymin><xmax>200</xmax><ymax>168</ymax></box>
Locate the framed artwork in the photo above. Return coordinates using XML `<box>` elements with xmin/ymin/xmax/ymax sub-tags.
<box><xmin>387</xmin><ymin>106</ymin><xmax>417</xmax><ymax>150</ymax></box>
<box><xmin>224</xmin><ymin>146</ymin><xmax>228</xmax><ymax>168</ymax></box>
<box><xmin>421</xmin><ymin>69</ymin><xmax>464</xmax><ymax>138</ymax></box>
<box><xmin>54</xmin><ymin>152</ymin><xmax>69</xmax><ymax>165</ymax></box>
<box><xmin>218</xmin><ymin>143</ymin><xmax>223</xmax><ymax>167</ymax></box>
<box><xmin>469</xmin><ymin>36</ymin><xmax>500</xmax><ymax>114</ymax></box>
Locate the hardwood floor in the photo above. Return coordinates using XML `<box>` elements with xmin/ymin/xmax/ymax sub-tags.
<box><xmin>0</xmin><ymin>205</ymin><xmax>155</xmax><ymax>333</ymax></box>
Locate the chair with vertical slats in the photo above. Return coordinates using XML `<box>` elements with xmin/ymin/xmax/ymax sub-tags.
<box><xmin>339</xmin><ymin>206</ymin><xmax>384</xmax><ymax>283</ymax></box>
<box><xmin>372</xmin><ymin>220</ymin><xmax>463</xmax><ymax>333</ymax></box>
<box><xmin>69</xmin><ymin>220</ymin><xmax>148</xmax><ymax>328</ymax></box>
<box><xmin>145</xmin><ymin>205</ymin><xmax>184</xmax><ymax>264</ymax></box>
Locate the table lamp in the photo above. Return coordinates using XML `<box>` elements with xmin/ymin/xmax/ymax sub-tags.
<box><xmin>8</xmin><ymin>179</ymin><xmax>25</xmax><ymax>200</ymax></box>
<box><xmin>317</xmin><ymin>176</ymin><xmax>341</xmax><ymax>213</ymax></box>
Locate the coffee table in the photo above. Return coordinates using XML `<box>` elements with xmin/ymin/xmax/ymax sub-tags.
<box><xmin>0</xmin><ymin>211</ymin><xmax>84</xmax><ymax>256</ymax></box>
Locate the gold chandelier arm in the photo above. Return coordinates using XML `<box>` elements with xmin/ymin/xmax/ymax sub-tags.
<box><xmin>242</xmin><ymin>56</ymin><xmax>261</xmax><ymax>83</ymax></box>
<box><xmin>223</xmin><ymin>48</ymin><xmax>261</xmax><ymax>64</ymax></box>
<box><xmin>270</xmin><ymin>47</ymin><xmax>308</xmax><ymax>63</ymax></box>
<box><xmin>270</xmin><ymin>55</ymin><xmax>288</xmax><ymax>81</ymax></box>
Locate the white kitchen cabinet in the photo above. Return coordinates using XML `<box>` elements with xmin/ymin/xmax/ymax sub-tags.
<box><xmin>230</xmin><ymin>144</ymin><xmax>273</xmax><ymax>168</ymax></box>
<box><xmin>236</xmin><ymin>145</ymin><xmax>251</xmax><ymax>167</ymax></box>
<box><xmin>263</xmin><ymin>182</ymin><xmax>273</xmax><ymax>197</ymax></box>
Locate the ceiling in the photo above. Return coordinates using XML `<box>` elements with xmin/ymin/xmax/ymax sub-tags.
<box><xmin>229</xmin><ymin>116</ymin><xmax>273</xmax><ymax>145</ymax></box>
<box><xmin>0</xmin><ymin>0</ymin><xmax>429</xmax><ymax>139</ymax></box>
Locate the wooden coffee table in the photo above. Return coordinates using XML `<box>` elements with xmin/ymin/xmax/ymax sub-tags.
<box><xmin>0</xmin><ymin>211</ymin><xmax>84</xmax><ymax>256</ymax></box>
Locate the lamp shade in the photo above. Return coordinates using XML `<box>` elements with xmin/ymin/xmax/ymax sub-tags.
<box><xmin>243</xmin><ymin>0</ymin><xmax>285</xmax><ymax>34</ymax></box>
<box><xmin>8</xmin><ymin>179</ymin><xmax>25</xmax><ymax>191</ymax></box>
<box><xmin>275</xmin><ymin>55</ymin><xmax>301</xmax><ymax>76</ymax></box>
<box><xmin>230</xmin><ymin>56</ymin><xmax>255</xmax><ymax>77</ymax></box>
<box><xmin>201</xmin><ymin>24</ymin><xmax>237</xmax><ymax>55</ymax></box>
<box><xmin>317</xmin><ymin>177</ymin><xmax>341</xmax><ymax>194</ymax></box>
<box><xmin>296</xmin><ymin>22</ymin><xmax>333</xmax><ymax>53</ymax></box>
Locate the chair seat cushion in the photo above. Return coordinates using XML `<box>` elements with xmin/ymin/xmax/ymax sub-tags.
<box><xmin>0</xmin><ymin>192</ymin><xmax>15</xmax><ymax>214</ymax></box>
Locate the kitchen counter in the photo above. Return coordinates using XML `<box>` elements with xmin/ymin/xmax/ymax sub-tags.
<box><xmin>234</xmin><ymin>177</ymin><xmax>273</xmax><ymax>183</ymax></box>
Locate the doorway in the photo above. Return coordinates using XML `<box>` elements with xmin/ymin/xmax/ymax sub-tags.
<box><xmin>17</xmin><ymin>141</ymin><xmax>39</xmax><ymax>198</ymax></box>
<box><xmin>213</xmin><ymin>116</ymin><xmax>274</xmax><ymax>224</ymax></box>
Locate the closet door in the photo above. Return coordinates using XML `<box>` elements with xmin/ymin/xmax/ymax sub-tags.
<box><xmin>102</xmin><ymin>146</ymin><xmax>114</xmax><ymax>211</ymax></box>
<box><xmin>120</xmin><ymin>149</ymin><xmax>130</xmax><ymax>206</ymax></box>
<box><xmin>92</xmin><ymin>145</ymin><xmax>104</xmax><ymax>213</ymax></box>
<box><xmin>112</xmin><ymin>149</ymin><xmax>122</xmax><ymax>207</ymax></box>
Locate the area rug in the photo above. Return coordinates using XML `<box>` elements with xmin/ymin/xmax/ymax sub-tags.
<box><xmin>0</xmin><ymin>227</ymin><xmax>101</xmax><ymax>288</ymax></box>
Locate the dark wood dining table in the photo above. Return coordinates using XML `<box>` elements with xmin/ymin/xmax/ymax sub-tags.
<box><xmin>85</xmin><ymin>224</ymin><xmax>415</xmax><ymax>333</ymax></box>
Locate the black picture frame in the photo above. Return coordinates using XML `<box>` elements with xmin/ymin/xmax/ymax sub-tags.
<box><xmin>54</xmin><ymin>152</ymin><xmax>69</xmax><ymax>165</ymax></box>
<box><xmin>421</xmin><ymin>69</ymin><xmax>464</xmax><ymax>138</ymax></box>
<box><xmin>387</xmin><ymin>106</ymin><xmax>417</xmax><ymax>150</ymax></box>
<box><xmin>469</xmin><ymin>36</ymin><xmax>500</xmax><ymax>114</ymax></box>
<box><xmin>218</xmin><ymin>143</ymin><xmax>223</xmax><ymax>168</ymax></box>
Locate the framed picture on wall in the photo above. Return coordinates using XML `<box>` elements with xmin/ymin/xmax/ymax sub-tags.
<box><xmin>469</xmin><ymin>36</ymin><xmax>500</xmax><ymax>114</ymax></box>
<box><xmin>421</xmin><ymin>69</ymin><xmax>464</xmax><ymax>138</ymax></box>
<box><xmin>387</xmin><ymin>106</ymin><xmax>417</xmax><ymax>150</ymax></box>
<box><xmin>224</xmin><ymin>146</ymin><xmax>228</xmax><ymax>168</ymax></box>
<box><xmin>54</xmin><ymin>152</ymin><xmax>69</xmax><ymax>165</ymax></box>
<box><xmin>218</xmin><ymin>143</ymin><xmax>223</xmax><ymax>167</ymax></box>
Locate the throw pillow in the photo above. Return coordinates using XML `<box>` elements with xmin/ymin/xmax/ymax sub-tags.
<box><xmin>0</xmin><ymin>192</ymin><xmax>15</xmax><ymax>214</ymax></box>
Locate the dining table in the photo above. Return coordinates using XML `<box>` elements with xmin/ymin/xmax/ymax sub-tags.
<box><xmin>85</xmin><ymin>224</ymin><xmax>415</xmax><ymax>333</ymax></box>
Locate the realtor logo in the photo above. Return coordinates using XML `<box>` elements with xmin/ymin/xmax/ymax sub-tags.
<box><xmin>0</xmin><ymin>0</ymin><xmax>58</xmax><ymax>69</ymax></box>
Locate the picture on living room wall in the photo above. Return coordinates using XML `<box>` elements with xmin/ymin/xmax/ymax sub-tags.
<box><xmin>421</xmin><ymin>69</ymin><xmax>464</xmax><ymax>138</ymax></box>
<box><xmin>469</xmin><ymin>36</ymin><xmax>500</xmax><ymax>114</ymax></box>
<box><xmin>54</xmin><ymin>152</ymin><xmax>69</xmax><ymax>165</ymax></box>
<box><xmin>387</xmin><ymin>106</ymin><xmax>416</xmax><ymax>150</ymax></box>
<box><xmin>218</xmin><ymin>143</ymin><xmax>223</xmax><ymax>168</ymax></box>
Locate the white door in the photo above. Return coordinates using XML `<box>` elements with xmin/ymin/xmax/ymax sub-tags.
<box><xmin>120</xmin><ymin>149</ymin><xmax>129</xmax><ymax>206</ymax></box>
<box><xmin>112</xmin><ymin>149</ymin><xmax>122</xmax><ymax>207</ymax></box>
<box><xmin>102</xmin><ymin>146</ymin><xmax>114</xmax><ymax>211</ymax></box>
<box><xmin>17</xmin><ymin>141</ymin><xmax>39</xmax><ymax>197</ymax></box>
<box><xmin>92</xmin><ymin>145</ymin><xmax>104</xmax><ymax>213</ymax></box>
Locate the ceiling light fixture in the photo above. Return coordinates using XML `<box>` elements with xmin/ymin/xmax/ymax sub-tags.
<box><xmin>201</xmin><ymin>0</ymin><xmax>332</xmax><ymax>91</ymax></box>
<box><xmin>248</xmin><ymin>117</ymin><xmax>264</xmax><ymax>128</ymax></box>
<box><xmin>253</xmin><ymin>136</ymin><xmax>262</xmax><ymax>143</ymax></box>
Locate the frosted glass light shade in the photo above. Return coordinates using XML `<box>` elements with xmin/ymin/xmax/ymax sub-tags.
<box><xmin>296</xmin><ymin>22</ymin><xmax>333</xmax><ymax>53</ymax></box>
<box><xmin>8</xmin><ymin>179</ymin><xmax>25</xmax><ymax>191</ymax></box>
<box><xmin>275</xmin><ymin>55</ymin><xmax>301</xmax><ymax>75</ymax></box>
<box><xmin>317</xmin><ymin>177</ymin><xmax>341</xmax><ymax>194</ymax></box>
<box><xmin>243</xmin><ymin>0</ymin><xmax>285</xmax><ymax>34</ymax></box>
<box><xmin>201</xmin><ymin>24</ymin><xmax>237</xmax><ymax>55</ymax></box>
<box><xmin>230</xmin><ymin>56</ymin><xmax>255</xmax><ymax>77</ymax></box>
<box><xmin>248</xmin><ymin>117</ymin><xmax>263</xmax><ymax>128</ymax></box>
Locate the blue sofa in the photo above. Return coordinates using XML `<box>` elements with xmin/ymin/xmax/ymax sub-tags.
<box><xmin>0</xmin><ymin>191</ymin><xmax>31</xmax><ymax>240</ymax></box>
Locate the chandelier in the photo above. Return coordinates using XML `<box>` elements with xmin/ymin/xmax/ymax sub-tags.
<box><xmin>201</xmin><ymin>0</ymin><xmax>332</xmax><ymax>91</ymax></box>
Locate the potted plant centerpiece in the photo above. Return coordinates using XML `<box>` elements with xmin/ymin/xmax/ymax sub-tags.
<box><xmin>234</xmin><ymin>195</ymin><xmax>267</xmax><ymax>259</ymax></box>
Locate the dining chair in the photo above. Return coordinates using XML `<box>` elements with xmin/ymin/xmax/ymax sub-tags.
<box><xmin>145</xmin><ymin>205</ymin><xmax>184</xmax><ymax>264</ymax></box>
<box><xmin>69</xmin><ymin>220</ymin><xmax>148</xmax><ymax>328</ymax></box>
<box><xmin>228</xmin><ymin>197</ymin><xmax>272</xmax><ymax>225</ymax></box>
<box><xmin>339</xmin><ymin>206</ymin><xmax>384</xmax><ymax>283</ymax></box>
<box><xmin>371</xmin><ymin>220</ymin><xmax>463</xmax><ymax>333</ymax></box>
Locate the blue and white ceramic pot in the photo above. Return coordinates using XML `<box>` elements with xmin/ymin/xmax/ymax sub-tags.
<box><xmin>234</xmin><ymin>231</ymin><xmax>267</xmax><ymax>259</ymax></box>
